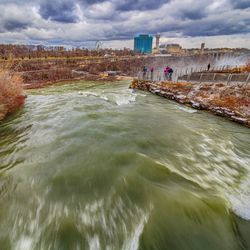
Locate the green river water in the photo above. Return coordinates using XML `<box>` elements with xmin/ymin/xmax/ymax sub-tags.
<box><xmin>0</xmin><ymin>81</ymin><xmax>250</xmax><ymax>250</ymax></box>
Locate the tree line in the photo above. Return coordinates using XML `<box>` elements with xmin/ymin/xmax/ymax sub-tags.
<box><xmin>0</xmin><ymin>44</ymin><xmax>137</xmax><ymax>60</ymax></box>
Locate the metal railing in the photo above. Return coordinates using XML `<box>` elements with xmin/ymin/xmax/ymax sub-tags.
<box><xmin>137</xmin><ymin>65</ymin><xmax>250</xmax><ymax>85</ymax></box>
<box><xmin>178</xmin><ymin>72</ymin><xmax>250</xmax><ymax>85</ymax></box>
<box><xmin>137</xmin><ymin>65</ymin><xmax>234</xmax><ymax>82</ymax></box>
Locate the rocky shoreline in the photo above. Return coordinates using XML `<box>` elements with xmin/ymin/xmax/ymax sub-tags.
<box><xmin>130</xmin><ymin>79</ymin><xmax>250</xmax><ymax>127</ymax></box>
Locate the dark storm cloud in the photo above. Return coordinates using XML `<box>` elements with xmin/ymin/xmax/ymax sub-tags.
<box><xmin>39</xmin><ymin>0</ymin><xmax>78</xmax><ymax>23</ymax></box>
<box><xmin>114</xmin><ymin>0</ymin><xmax>168</xmax><ymax>11</ymax></box>
<box><xmin>4</xmin><ymin>20</ymin><xmax>29</xmax><ymax>31</ymax></box>
<box><xmin>79</xmin><ymin>0</ymin><xmax>106</xmax><ymax>4</ymax></box>
<box><xmin>0</xmin><ymin>0</ymin><xmax>250</xmax><ymax>46</ymax></box>
<box><xmin>181</xmin><ymin>16</ymin><xmax>250</xmax><ymax>37</ymax></box>
<box><xmin>77</xmin><ymin>0</ymin><xmax>168</xmax><ymax>11</ymax></box>
<box><xmin>0</xmin><ymin>4</ymin><xmax>35</xmax><ymax>33</ymax></box>
<box><xmin>181</xmin><ymin>9</ymin><xmax>207</xmax><ymax>20</ymax></box>
<box><xmin>231</xmin><ymin>0</ymin><xmax>250</xmax><ymax>9</ymax></box>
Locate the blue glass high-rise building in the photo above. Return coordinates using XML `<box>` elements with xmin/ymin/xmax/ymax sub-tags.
<box><xmin>134</xmin><ymin>34</ymin><xmax>153</xmax><ymax>54</ymax></box>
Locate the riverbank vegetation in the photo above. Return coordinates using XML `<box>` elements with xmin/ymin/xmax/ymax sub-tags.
<box><xmin>0</xmin><ymin>56</ymin><xmax>150</xmax><ymax>89</ymax></box>
<box><xmin>0</xmin><ymin>66</ymin><xmax>25</xmax><ymax>120</ymax></box>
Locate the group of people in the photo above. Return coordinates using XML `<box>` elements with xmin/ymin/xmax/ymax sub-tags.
<box><xmin>142</xmin><ymin>66</ymin><xmax>155</xmax><ymax>80</ymax></box>
<box><xmin>142</xmin><ymin>66</ymin><xmax>174</xmax><ymax>81</ymax></box>
<box><xmin>164</xmin><ymin>66</ymin><xmax>173</xmax><ymax>81</ymax></box>
<box><xmin>142</xmin><ymin>63</ymin><xmax>211</xmax><ymax>81</ymax></box>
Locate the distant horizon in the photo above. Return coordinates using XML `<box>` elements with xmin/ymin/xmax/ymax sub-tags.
<box><xmin>1</xmin><ymin>35</ymin><xmax>250</xmax><ymax>51</ymax></box>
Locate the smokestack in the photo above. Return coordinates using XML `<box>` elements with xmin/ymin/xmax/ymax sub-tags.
<box><xmin>156</xmin><ymin>33</ymin><xmax>160</xmax><ymax>51</ymax></box>
<box><xmin>201</xmin><ymin>43</ymin><xmax>205</xmax><ymax>54</ymax></box>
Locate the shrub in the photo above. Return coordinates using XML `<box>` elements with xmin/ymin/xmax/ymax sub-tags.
<box><xmin>211</xmin><ymin>95</ymin><xmax>249</xmax><ymax>110</ymax></box>
<box><xmin>0</xmin><ymin>66</ymin><xmax>25</xmax><ymax>120</ymax></box>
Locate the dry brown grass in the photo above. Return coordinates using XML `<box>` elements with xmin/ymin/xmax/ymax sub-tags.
<box><xmin>0</xmin><ymin>64</ymin><xmax>25</xmax><ymax>120</ymax></box>
<box><xmin>210</xmin><ymin>95</ymin><xmax>249</xmax><ymax>110</ymax></box>
<box><xmin>196</xmin><ymin>92</ymin><xmax>209</xmax><ymax>98</ymax></box>
<box><xmin>161</xmin><ymin>81</ymin><xmax>191</xmax><ymax>88</ymax></box>
<box><xmin>160</xmin><ymin>82</ymin><xmax>192</xmax><ymax>92</ymax></box>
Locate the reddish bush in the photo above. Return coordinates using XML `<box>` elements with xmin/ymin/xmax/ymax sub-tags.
<box><xmin>0</xmin><ymin>67</ymin><xmax>25</xmax><ymax>120</ymax></box>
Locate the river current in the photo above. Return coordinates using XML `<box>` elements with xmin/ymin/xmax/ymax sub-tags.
<box><xmin>0</xmin><ymin>81</ymin><xmax>250</xmax><ymax>250</ymax></box>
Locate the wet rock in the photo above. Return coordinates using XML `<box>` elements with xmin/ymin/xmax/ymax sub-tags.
<box><xmin>150</xmin><ymin>86</ymin><xmax>157</xmax><ymax>91</ymax></box>
<box><xmin>212</xmin><ymin>107</ymin><xmax>221</xmax><ymax>111</ymax></box>
<box><xmin>224</xmin><ymin>111</ymin><xmax>235</xmax><ymax>117</ymax></box>
<box><xmin>191</xmin><ymin>101</ymin><xmax>201</xmax><ymax>109</ymax></box>
<box><xmin>234</xmin><ymin>111</ymin><xmax>244</xmax><ymax>117</ymax></box>
<box><xmin>176</xmin><ymin>94</ymin><xmax>186</xmax><ymax>100</ymax></box>
<box><xmin>214</xmin><ymin>109</ymin><xmax>224</xmax><ymax>116</ymax></box>
<box><xmin>165</xmin><ymin>92</ymin><xmax>175</xmax><ymax>98</ymax></box>
<box><xmin>231</xmin><ymin>116</ymin><xmax>248</xmax><ymax>124</ymax></box>
<box><xmin>177</xmin><ymin>94</ymin><xmax>186</xmax><ymax>98</ymax></box>
<box><xmin>176</xmin><ymin>94</ymin><xmax>188</xmax><ymax>104</ymax></box>
<box><xmin>150</xmin><ymin>84</ymin><xmax>158</xmax><ymax>88</ymax></box>
<box><xmin>163</xmin><ymin>92</ymin><xmax>175</xmax><ymax>100</ymax></box>
<box><xmin>199</xmin><ymin>103</ymin><xmax>208</xmax><ymax>110</ymax></box>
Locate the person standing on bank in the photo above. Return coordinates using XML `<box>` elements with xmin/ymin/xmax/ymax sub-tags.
<box><xmin>142</xmin><ymin>66</ymin><xmax>147</xmax><ymax>80</ymax></box>
<box><xmin>164</xmin><ymin>66</ymin><xmax>169</xmax><ymax>80</ymax></box>
<box><xmin>150</xmin><ymin>67</ymin><xmax>154</xmax><ymax>81</ymax></box>
<box><xmin>207</xmin><ymin>63</ymin><xmax>211</xmax><ymax>71</ymax></box>
<box><xmin>169</xmin><ymin>67</ymin><xmax>173</xmax><ymax>81</ymax></box>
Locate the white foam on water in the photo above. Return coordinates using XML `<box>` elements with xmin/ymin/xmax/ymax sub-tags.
<box><xmin>122</xmin><ymin>209</ymin><xmax>151</xmax><ymax>250</ymax></box>
<box><xmin>114</xmin><ymin>94</ymin><xmax>136</xmax><ymax>106</ymax></box>
<box><xmin>88</xmin><ymin>234</ymin><xmax>101</xmax><ymax>250</ymax></box>
<box><xmin>77</xmin><ymin>89</ymin><xmax>137</xmax><ymax>106</ymax></box>
<box><xmin>177</xmin><ymin>106</ymin><xmax>197</xmax><ymax>113</ymax></box>
<box><xmin>104</xmin><ymin>90</ymin><xmax>137</xmax><ymax>106</ymax></box>
<box><xmin>78</xmin><ymin>91</ymin><xmax>99</xmax><ymax>97</ymax></box>
<box><xmin>78</xmin><ymin>193</ymin><xmax>152</xmax><ymax>250</ymax></box>
<box><xmin>137</xmin><ymin>152</ymin><xmax>206</xmax><ymax>189</ymax></box>
<box><xmin>228</xmin><ymin>180</ymin><xmax>250</xmax><ymax>221</ymax></box>
<box><xmin>15</xmin><ymin>236</ymin><xmax>33</xmax><ymax>250</ymax></box>
<box><xmin>100</xmin><ymin>95</ymin><xmax>109</xmax><ymax>101</ymax></box>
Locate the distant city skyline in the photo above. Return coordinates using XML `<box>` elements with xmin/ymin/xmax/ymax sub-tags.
<box><xmin>103</xmin><ymin>34</ymin><xmax>250</xmax><ymax>50</ymax></box>
<box><xmin>0</xmin><ymin>0</ymin><xmax>250</xmax><ymax>49</ymax></box>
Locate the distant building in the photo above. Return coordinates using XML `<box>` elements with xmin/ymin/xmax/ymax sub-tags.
<box><xmin>156</xmin><ymin>33</ymin><xmax>160</xmax><ymax>51</ymax></box>
<box><xmin>201</xmin><ymin>43</ymin><xmax>205</xmax><ymax>54</ymax></box>
<box><xmin>166</xmin><ymin>44</ymin><xmax>183</xmax><ymax>54</ymax></box>
<box><xmin>159</xmin><ymin>43</ymin><xmax>183</xmax><ymax>55</ymax></box>
<box><xmin>134</xmin><ymin>34</ymin><xmax>153</xmax><ymax>54</ymax></box>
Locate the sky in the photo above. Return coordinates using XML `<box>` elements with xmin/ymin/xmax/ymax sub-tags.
<box><xmin>0</xmin><ymin>0</ymin><xmax>250</xmax><ymax>49</ymax></box>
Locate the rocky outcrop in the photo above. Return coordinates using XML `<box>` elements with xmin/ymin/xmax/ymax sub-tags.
<box><xmin>130</xmin><ymin>79</ymin><xmax>250</xmax><ymax>127</ymax></box>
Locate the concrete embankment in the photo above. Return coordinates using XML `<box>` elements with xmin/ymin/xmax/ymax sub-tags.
<box><xmin>130</xmin><ymin>79</ymin><xmax>250</xmax><ymax>127</ymax></box>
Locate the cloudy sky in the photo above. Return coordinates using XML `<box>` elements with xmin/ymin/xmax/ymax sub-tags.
<box><xmin>0</xmin><ymin>0</ymin><xmax>250</xmax><ymax>48</ymax></box>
